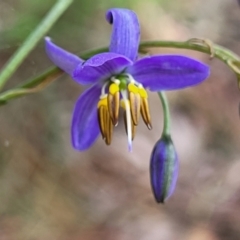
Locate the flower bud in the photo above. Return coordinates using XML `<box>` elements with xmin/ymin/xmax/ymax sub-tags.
<box><xmin>150</xmin><ymin>135</ymin><xmax>179</xmax><ymax>203</ymax></box>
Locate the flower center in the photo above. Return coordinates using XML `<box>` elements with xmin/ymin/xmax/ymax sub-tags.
<box><xmin>97</xmin><ymin>75</ymin><xmax>152</xmax><ymax>151</ymax></box>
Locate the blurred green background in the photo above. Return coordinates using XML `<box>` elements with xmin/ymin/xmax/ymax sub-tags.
<box><xmin>1</xmin><ymin>0</ymin><xmax>240</xmax><ymax>239</ymax></box>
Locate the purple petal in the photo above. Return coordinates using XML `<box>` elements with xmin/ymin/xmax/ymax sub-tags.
<box><xmin>150</xmin><ymin>135</ymin><xmax>179</xmax><ymax>203</ymax></box>
<box><xmin>71</xmin><ymin>84</ymin><xmax>101</xmax><ymax>151</ymax></box>
<box><xmin>73</xmin><ymin>52</ymin><xmax>132</xmax><ymax>84</ymax></box>
<box><xmin>127</xmin><ymin>55</ymin><xmax>210</xmax><ymax>91</ymax></box>
<box><xmin>45</xmin><ymin>37</ymin><xmax>83</xmax><ymax>75</ymax></box>
<box><xmin>106</xmin><ymin>8</ymin><xmax>140</xmax><ymax>61</ymax></box>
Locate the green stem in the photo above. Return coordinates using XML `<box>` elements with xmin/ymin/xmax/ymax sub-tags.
<box><xmin>0</xmin><ymin>0</ymin><xmax>73</xmax><ymax>90</ymax></box>
<box><xmin>140</xmin><ymin>40</ymin><xmax>240</xmax><ymax>63</ymax></box>
<box><xmin>19</xmin><ymin>46</ymin><xmax>108</xmax><ymax>88</ymax></box>
<box><xmin>1</xmin><ymin>39</ymin><xmax>240</xmax><ymax>104</ymax></box>
<box><xmin>19</xmin><ymin>39</ymin><xmax>240</xmax><ymax>90</ymax></box>
<box><xmin>158</xmin><ymin>92</ymin><xmax>171</xmax><ymax>136</ymax></box>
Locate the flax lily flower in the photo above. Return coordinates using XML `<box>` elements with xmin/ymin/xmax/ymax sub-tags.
<box><xmin>45</xmin><ymin>8</ymin><xmax>210</xmax><ymax>151</ymax></box>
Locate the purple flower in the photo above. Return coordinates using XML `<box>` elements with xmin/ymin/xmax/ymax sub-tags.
<box><xmin>45</xmin><ymin>8</ymin><xmax>210</xmax><ymax>151</ymax></box>
<box><xmin>150</xmin><ymin>135</ymin><xmax>178</xmax><ymax>203</ymax></box>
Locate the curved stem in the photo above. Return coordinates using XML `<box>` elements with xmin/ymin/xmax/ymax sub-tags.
<box><xmin>1</xmin><ymin>39</ymin><xmax>240</xmax><ymax>104</ymax></box>
<box><xmin>158</xmin><ymin>92</ymin><xmax>171</xmax><ymax>136</ymax></box>
<box><xmin>140</xmin><ymin>40</ymin><xmax>240</xmax><ymax>62</ymax></box>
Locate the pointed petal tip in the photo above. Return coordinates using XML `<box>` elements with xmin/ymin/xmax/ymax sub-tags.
<box><xmin>128</xmin><ymin>55</ymin><xmax>210</xmax><ymax>91</ymax></box>
<box><xmin>106</xmin><ymin>8</ymin><xmax>140</xmax><ymax>61</ymax></box>
<box><xmin>71</xmin><ymin>140</ymin><xmax>87</xmax><ymax>151</ymax></box>
<box><xmin>45</xmin><ymin>36</ymin><xmax>51</xmax><ymax>42</ymax></box>
<box><xmin>45</xmin><ymin>36</ymin><xmax>83</xmax><ymax>76</ymax></box>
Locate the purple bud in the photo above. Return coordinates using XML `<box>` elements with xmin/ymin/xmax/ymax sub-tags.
<box><xmin>150</xmin><ymin>135</ymin><xmax>179</xmax><ymax>203</ymax></box>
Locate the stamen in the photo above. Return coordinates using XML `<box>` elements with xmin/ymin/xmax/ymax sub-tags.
<box><xmin>108</xmin><ymin>81</ymin><xmax>120</xmax><ymax>126</ymax></box>
<box><xmin>128</xmin><ymin>83</ymin><xmax>141</xmax><ymax>125</ymax></box>
<box><xmin>97</xmin><ymin>97</ymin><xmax>113</xmax><ymax>145</ymax></box>
<box><xmin>98</xmin><ymin>106</ymin><xmax>106</xmax><ymax>139</ymax></box>
<box><xmin>123</xmin><ymin>111</ymin><xmax>136</xmax><ymax>141</ymax></box>
<box><xmin>121</xmin><ymin>90</ymin><xmax>132</xmax><ymax>152</ymax></box>
<box><xmin>97</xmin><ymin>97</ymin><xmax>108</xmax><ymax>139</ymax></box>
<box><xmin>132</xmin><ymin>121</ymin><xmax>136</xmax><ymax>140</ymax></box>
<box><xmin>139</xmin><ymin>87</ymin><xmax>152</xmax><ymax>130</ymax></box>
<box><xmin>105</xmin><ymin>110</ymin><xmax>113</xmax><ymax>145</ymax></box>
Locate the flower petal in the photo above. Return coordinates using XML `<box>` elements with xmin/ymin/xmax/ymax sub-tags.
<box><xmin>71</xmin><ymin>84</ymin><xmax>101</xmax><ymax>151</ymax></box>
<box><xmin>106</xmin><ymin>8</ymin><xmax>140</xmax><ymax>61</ymax></box>
<box><xmin>73</xmin><ymin>52</ymin><xmax>132</xmax><ymax>84</ymax></box>
<box><xmin>127</xmin><ymin>55</ymin><xmax>210</xmax><ymax>91</ymax></box>
<box><xmin>45</xmin><ymin>37</ymin><xmax>83</xmax><ymax>75</ymax></box>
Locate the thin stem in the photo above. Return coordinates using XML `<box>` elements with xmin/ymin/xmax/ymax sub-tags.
<box><xmin>140</xmin><ymin>40</ymin><xmax>240</xmax><ymax>63</ymax></box>
<box><xmin>1</xmin><ymin>39</ymin><xmax>240</xmax><ymax>104</ymax></box>
<box><xmin>158</xmin><ymin>92</ymin><xmax>171</xmax><ymax>136</ymax></box>
<box><xmin>0</xmin><ymin>0</ymin><xmax>73</xmax><ymax>90</ymax></box>
<box><xmin>19</xmin><ymin>46</ymin><xmax>108</xmax><ymax>89</ymax></box>
<box><xmin>18</xmin><ymin>39</ymin><xmax>240</xmax><ymax>91</ymax></box>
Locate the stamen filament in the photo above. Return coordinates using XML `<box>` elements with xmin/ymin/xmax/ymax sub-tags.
<box><xmin>139</xmin><ymin>86</ymin><xmax>152</xmax><ymax>129</ymax></box>
<box><xmin>101</xmin><ymin>81</ymin><xmax>109</xmax><ymax>96</ymax></box>
<box><xmin>128</xmin><ymin>83</ymin><xmax>141</xmax><ymax>125</ymax></box>
<box><xmin>97</xmin><ymin>96</ymin><xmax>113</xmax><ymax>145</ymax></box>
<box><xmin>125</xmin><ymin>74</ymin><xmax>136</xmax><ymax>84</ymax></box>
<box><xmin>97</xmin><ymin>74</ymin><xmax>152</xmax><ymax>150</ymax></box>
<box><xmin>108</xmin><ymin>81</ymin><xmax>120</xmax><ymax>126</ymax></box>
<box><xmin>121</xmin><ymin>90</ymin><xmax>132</xmax><ymax>152</ymax></box>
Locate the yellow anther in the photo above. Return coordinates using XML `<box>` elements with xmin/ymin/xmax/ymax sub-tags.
<box><xmin>108</xmin><ymin>83</ymin><xmax>120</xmax><ymax>126</ymax></box>
<box><xmin>138</xmin><ymin>87</ymin><xmax>148</xmax><ymax>98</ymax></box>
<box><xmin>137</xmin><ymin>86</ymin><xmax>152</xmax><ymax>129</ymax></box>
<box><xmin>127</xmin><ymin>83</ymin><xmax>141</xmax><ymax>126</ymax></box>
<box><xmin>104</xmin><ymin>112</ymin><xmax>113</xmax><ymax>145</ymax></box>
<box><xmin>128</xmin><ymin>83</ymin><xmax>139</xmax><ymax>94</ymax></box>
<box><xmin>140</xmin><ymin>97</ymin><xmax>152</xmax><ymax>130</ymax></box>
<box><xmin>109</xmin><ymin>83</ymin><xmax>120</xmax><ymax>95</ymax></box>
<box><xmin>97</xmin><ymin>80</ymin><xmax>151</xmax><ymax>147</ymax></box>
<box><xmin>97</xmin><ymin>96</ymin><xmax>113</xmax><ymax>145</ymax></box>
<box><xmin>130</xmin><ymin>92</ymin><xmax>141</xmax><ymax>124</ymax></box>
<box><xmin>97</xmin><ymin>96</ymin><xmax>108</xmax><ymax>108</ymax></box>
